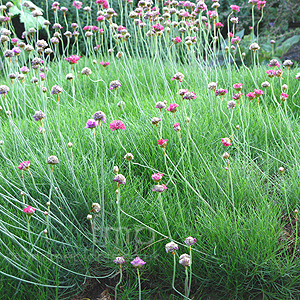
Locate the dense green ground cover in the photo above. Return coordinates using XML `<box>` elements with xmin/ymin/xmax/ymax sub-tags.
<box><xmin>1</xmin><ymin>55</ymin><xmax>300</xmax><ymax>299</ymax></box>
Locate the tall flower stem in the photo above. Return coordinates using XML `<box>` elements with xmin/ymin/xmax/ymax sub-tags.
<box><xmin>115</xmin><ymin>265</ymin><xmax>123</xmax><ymax>300</ymax></box>
<box><xmin>137</xmin><ymin>268</ymin><xmax>142</xmax><ymax>300</ymax></box>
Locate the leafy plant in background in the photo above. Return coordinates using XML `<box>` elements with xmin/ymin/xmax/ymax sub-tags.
<box><xmin>9</xmin><ymin>0</ymin><xmax>46</xmax><ymax>31</ymax></box>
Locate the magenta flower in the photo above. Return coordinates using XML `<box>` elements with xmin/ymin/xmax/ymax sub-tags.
<box><xmin>166</xmin><ymin>103</ymin><xmax>179</xmax><ymax>113</ymax></box>
<box><xmin>100</xmin><ymin>61</ymin><xmax>110</xmax><ymax>68</ymax></box>
<box><xmin>152</xmin><ymin>23</ymin><xmax>164</xmax><ymax>32</ymax></box>
<box><xmin>73</xmin><ymin>1</ymin><xmax>82</xmax><ymax>9</ymax></box>
<box><xmin>216</xmin><ymin>89</ymin><xmax>228</xmax><ymax>97</ymax></box>
<box><xmin>254</xmin><ymin>89</ymin><xmax>264</xmax><ymax>97</ymax></box>
<box><xmin>172</xmin><ymin>36</ymin><xmax>182</xmax><ymax>44</ymax></box>
<box><xmin>233</xmin><ymin>83</ymin><xmax>243</xmax><ymax>91</ymax></box>
<box><xmin>151</xmin><ymin>173</ymin><xmax>163</xmax><ymax>183</ymax></box>
<box><xmin>246</xmin><ymin>92</ymin><xmax>255</xmax><ymax>100</ymax></box>
<box><xmin>20</xmin><ymin>66</ymin><xmax>30</xmax><ymax>74</ymax></box>
<box><xmin>230</xmin><ymin>5</ymin><xmax>240</xmax><ymax>12</ymax></box>
<box><xmin>109</xmin><ymin>120</ymin><xmax>125</xmax><ymax>131</ymax></box>
<box><xmin>266</xmin><ymin>70</ymin><xmax>276</xmax><ymax>78</ymax></box>
<box><xmin>215</xmin><ymin>22</ymin><xmax>224</xmax><ymax>28</ymax></box>
<box><xmin>131</xmin><ymin>257</ymin><xmax>146</xmax><ymax>268</ymax></box>
<box><xmin>221</xmin><ymin>138</ymin><xmax>231</xmax><ymax>147</ymax></box>
<box><xmin>97</xmin><ymin>15</ymin><xmax>105</xmax><ymax>22</ymax></box>
<box><xmin>232</xmin><ymin>93</ymin><xmax>243</xmax><ymax>100</ymax></box>
<box><xmin>23</xmin><ymin>205</ymin><xmax>36</xmax><ymax>216</ymax></box>
<box><xmin>18</xmin><ymin>161</ymin><xmax>30</xmax><ymax>171</ymax></box>
<box><xmin>228</xmin><ymin>32</ymin><xmax>234</xmax><ymax>38</ymax></box>
<box><xmin>231</xmin><ymin>37</ymin><xmax>241</xmax><ymax>44</ymax></box>
<box><xmin>65</xmin><ymin>55</ymin><xmax>81</xmax><ymax>64</ymax></box>
<box><xmin>85</xmin><ymin>119</ymin><xmax>98</xmax><ymax>129</ymax></box>
<box><xmin>280</xmin><ymin>93</ymin><xmax>289</xmax><ymax>101</ymax></box>
<box><xmin>158</xmin><ymin>139</ymin><xmax>168</xmax><ymax>148</ymax></box>
<box><xmin>174</xmin><ymin>122</ymin><xmax>181</xmax><ymax>132</ymax></box>
<box><xmin>257</xmin><ymin>0</ymin><xmax>266</xmax><ymax>10</ymax></box>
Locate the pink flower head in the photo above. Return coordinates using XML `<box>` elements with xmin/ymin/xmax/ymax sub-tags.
<box><xmin>96</xmin><ymin>0</ymin><xmax>109</xmax><ymax>8</ymax></box>
<box><xmin>18</xmin><ymin>161</ymin><xmax>30</xmax><ymax>171</ymax></box>
<box><xmin>246</xmin><ymin>92</ymin><xmax>255</xmax><ymax>100</ymax></box>
<box><xmin>97</xmin><ymin>15</ymin><xmax>105</xmax><ymax>22</ymax></box>
<box><xmin>152</xmin><ymin>23</ymin><xmax>164</xmax><ymax>32</ymax></box>
<box><xmin>152</xmin><ymin>173</ymin><xmax>163</xmax><ymax>182</ymax></box>
<box><xmin>109</xmin><ymin>120</ymin><xmax>125</xmax><ymax>131</ymax></box>
<box><xmin>23</xmin><ymin>205</ymin><xmax>36</xmax><ymax>216</ymax></box>
<box><xmin>280</xmin><ymin>93</ymin><xmax>289</xmax><ymax>101</ymax></box>
<box><xmin>230</xmin><ymin>5</ymin><xmax>240</xmax><ymax>12</ymax></box>
<box><xmin>65</xmin><ymin>55</ymin><xmax>81</xmax><ymax>64</ymax></box>
<box><xmin>216</xmin><ymin>89</ymin><xmax>228</xmax><ymax>97</ymax></box>
<box><xmin>266</xmin><ymin>69</ymin><xmax>276</xmax><ymax>78</ymax></box>
<box><xmin>131</xmin><ymin>257</ymin><xmax>146</xmax><ymax>268</ymax></box>
<box><xmin>228</xmin><ymin>32</ymin><xmax>234</xmax><ymax>38</ymax></box>
<box><xmin>100</xmin><ymin>61</ymin><xmax>110</xmax><ymax>67</ymax></box>
<box><xmin>208</xmin><ymin>10</ymin><xmax>218</xmax><ymax>19</ymax></box>
<box><xmin>257</xmin><ymin>0</ymin><xmax>266</xmax><ymax>10</ymax></box>
<box><xmin>83</xmin><ymin>26</ymin><xmax>91</xmax><ymax>31</ymax></box>
<box><xmin>73</xmin><ymin>1</ymin><xmax>82</xmax><ymax>9</ymax></box>
<box><xmin>221</xmin><ymin>138</ymin><xmax>231</xmax><ymax>147</ymax></box>
<box><xmin>215</xmin><ymin>22</ymin><xmax>224</xmax><ymax>29</ymax></box>
<box><xmin>158</xmin><ymin>139</ymin><xmax>168</xmax><ymax>148</ymax></box>
<box><xmin>233</xmin><ymin>83</ymin><xmax>243</xmax><ymax>91</ymax></box>
<box><xmin>185</xmin><ymin>236</ymin><xmax>197</xmax><ymax>246</ymax></box>
<box><xmin>166</xmin><ymin>103</ymin><xmax>179</xmax><ymax>113</ymax></box>
<box><xmin>11</xmin><ymin>38</ymin><xmax>19</xmax><ymax>45</ymax></box>
<box><xmin>172</xmin><ymin>36</ymin><xmax>182</xmax><ymax>44</ymax></box>
<box><xmin>205</xmin><ymin>22</ymin><xmax>212</xmax><ymax>30</ymax></box>
<box><xmin>254</xmin><ymin>89</ymin><xmax>264</xmax><ymax>97</ymax></box>
<box><xmin>173</xmin><ymin>122</ymin><xmax>181</xmax><ymax>132</ymax></box>
<box><xmin>231</xmin><ymin>37</ymin><xmax>241</xmax><ymax>44</ymax></box>
<box><xmin>232</xmin><ymin>93</ymin><xmax>243</xmax><ymax>100</ymax></box>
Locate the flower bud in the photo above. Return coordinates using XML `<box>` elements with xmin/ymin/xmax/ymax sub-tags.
<box><xmin>223</xmin><ymin>152</ymin><xmax>230</xmax><ymax>159</ymax></box>
<box><xmin>113</xmin><ymin>166</ymin><xmax>119</xmax><ymax>174</ymax></box>
<box><xmin>279</xmin><ymin>167</ymin><xmax>285</xmax><ymax>174</ymax></box>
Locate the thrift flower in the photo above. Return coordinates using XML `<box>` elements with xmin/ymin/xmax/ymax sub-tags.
<box><xmin>85</xmin><ymin>119</ymin><xmax>98</xmax><ymax>129</ymax></box>
<box><xmin>233</xmin><ymin>83</ymin><xmax>243</xmax><ymax>91</ymax></box>
<box><xmin>18</xmin><ymin>161</ymin><xmax>30</xmax><ymax>171</ymax></box>
<box><xmin>93</xmin><ymin>111</ymin><xmax>107</xmax><ymax>123</ymax></box>
<box><xmin>165</xmin><ymin>241</ymin><xmax>179</xmax><ymax>253</ymax></box>
<box><xmin>166</xmin><ymin>103</ymin><xmax>179</xmax><ymax>113</ymax></box>
<box><xmin>109</xmin><ymin>80</ymin><xmax>122</xmax><ymax>90</ymax></box>
<box><xmin>171</xmin><ymin>72</ymin><xmax>184</xmax><ymax>82</ymax></box>
<box><xmin>65</xmin><ymin>55</ymin><xmax>81</xmax><ymax>64</ymax></box>
<box><xmin>131</xmin><ymin>257</ymin><xmax>146</xmax><ymax>268</ymax></box>
<box><xmin>280</xmin><ymin>93</ymin><xmax>288</xmax><ymax>101</ymax></box>
<box><xmin>174</xmin><ymin>122</ymin><xmax>181</xmax><ymax>131</ymax></box>
<box><xmin>221</xmin><ymin>138</ymin><xmax>231</xmax><ymax>147</ymax></box>
<box><xmin>23</xmin><ymin>205</ymin><xmax>36</xmax><ymax>216</ymax></box>
<box><xmin>185</xmin><ymin>236</ymin><xmax>197</xmax><ymax>246</ymax></box>
<box><xmin>227</xmin><ymin>100</ymin><xmax>236</xmax><ymax>109</ymax></box>
<box><xmin>152</xmin><ymin>184</ymin><xmax>167</xmax><ymax>192</ymax></box>
<box><xmin>151</xmin><ymin>173</ymin><xmax>163</xmax><ymax>183</ymax></box>
<box><xmin>33</xmin><ymin>111</ymin><xmax>46</xmax><ymax>121</ymax></box>
<box><xmin>113</xmin><ymin>174</ymin><xmax>126</xmax><ymax>185</ymax></box>
<box><xmin>109</xmin><ymin>120</ymin><xmax>125</xmax><ymax>131</ymax></box>
<box><xmin>114</xmin><ymin>257</ymin><xmax>126</xmax><ymax>264</ymax></box>
<box><xmin>158</xmin><ymin>139</ymin><xmax>168</xmax><ymax>148</ymax></box>
<box><xmin>246</xmin><ymin>92</ymin><xmax>255</xmax><ymax>100</ymax></box>
<box><xmin>179</xmin><ymin>254</ymin><xmax>191</xmax><ymax>267</ymax></box>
